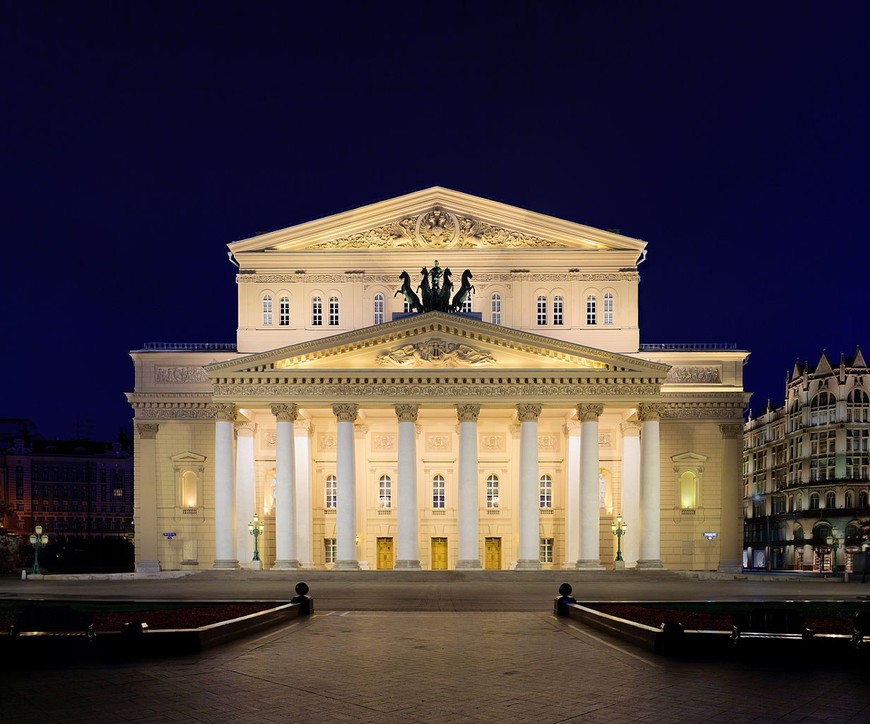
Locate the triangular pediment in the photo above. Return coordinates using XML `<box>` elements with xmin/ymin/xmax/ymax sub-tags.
<box><xmin>205</xmin><ymin>312</ymin><xmax>668</xmax><ymax>378</ymax></box>
<box><xmin>228</xmin><ymin>187</ymin><xmax>646</xmax><ymax>255</ymax></box>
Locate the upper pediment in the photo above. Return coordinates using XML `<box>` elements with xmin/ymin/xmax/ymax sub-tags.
<box><xmin>205</xmin><ymin>312</ymin><xmax>668</xmax><ymax>379</ymax></box>
<box><xmin>228</xmin><ymin>187</ymin><xmax>646</xmax><ymax>255</ymax></box>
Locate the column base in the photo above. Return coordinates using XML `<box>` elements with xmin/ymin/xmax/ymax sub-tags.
<box><xmin>515</xmin><ymin>559</ymin><xmax>541</xmax><ymax>570</ymax></box>
<box><xmin>272</xmin><ymin>559</ymin><xmax>301</xmax><ymax>570</ymax></box>
<box><xmin>135</xmin><ymin>560</ymin><xmax>161</xmax><ymax>574</ymax></box>
<box><xmin>456</xmin><ymin>559</ymin><xmax>482</xmax><ymax>569</ymax></box>
<box><xmin>718</xmin><ymin>558</ymin><xmax>742</xmax><ymax>573</ymax></box>
<box><xmin>575</xmin><ymin>559</ymin><xmax>605</xmax><ymax>570</ymax></box>
<box><xmin>333</xmin><ymin>559</ymin><xmax>361</xmax><ymax>570</ymax></box>
<box><xmin>394</xmin><ymin>560</ymin><xmax>422</xmax><ymax>569</ymax></box>
<box><xmin>636</xmin><ymin>559</ymin><xmax>664</xmax><ymax>569</ymax></box>
<box><xmin>212</xmin><ymin>559</ymin><xmax>240</xmax><ymax>569</ymax></box>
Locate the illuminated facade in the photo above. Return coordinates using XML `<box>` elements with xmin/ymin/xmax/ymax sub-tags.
<box><xmin>128</xmin><ymin>187</ymin><xmax>748</xmax><ymax>572</ymax></box>
<box><xmin>743</xmin><ymin>349</ymin><xmax>870</xmax><ymax>571</ymax></box>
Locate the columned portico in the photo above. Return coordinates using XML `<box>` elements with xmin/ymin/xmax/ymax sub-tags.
<box><xmin>272</xmin><ymin>403</ymin><xmax>301</xmax><ymax>569</ymax></box>
<box><xmin>212</xmin><ymin>403</ymin><xmax>239</xmax><ymax>569</ymax></box>
<box><xmin>333</xmin><ymin>403</ymin><xmax>360</xmax><ymax>570</ymax></box>
<box><xmin>637</xmin><ymin>403</ymin><xmax>663</xmax><ymax>569</ymax></box>
<box><xmin>577</xmin><ymin>404</ymin><xmax>605</xmax><ymax>570</ymax></box>
<box><xmin>718</xmin><ymin>423</ymin><xmax>744</xmax><ymax>573</ymax></box>
<box><xmin>456</xmin><ymin>404</ymin><xmax>482</xmax><ymax>569</ymax></box>
<box><xmin>516</xmin><ymin>404</ymin><xmax>542</xmax><ymax>569</ymax></box>
<box><xmin>395</xmin><ymin>403</ymin><xmax>421</xmax><ymax>569</ymax></box>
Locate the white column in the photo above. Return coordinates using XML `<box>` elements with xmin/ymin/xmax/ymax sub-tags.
<box><xmin>295</xmin><ymin>420</ymin><xmax>313</xmax><ymax>568</ymax></box>
<box><xmin>564</xmin><ymin>421</ymin><xmax>581</xmax><ymax>568</ymax></box>
<box><xmin>456</xmin><ymin>404</ymin><xmax>481</xmax><ymax>569</ymax></box>
<box><xmin>272</xmin><ymin>403</ymin><xmax>300</xmax><ymax>569</ymax></box>
<box><xmin>134</xmin><ymin>422</ymin><xmax>160</xmax><ymax>573</ymax></box>
<box><xmin>234</xmin><ymin>421</ymin><xmax>257</xmax><ymax>567</ymax></box>
<box><xmin>333</xmin><ymin>403</ymin><xmax>360</xmax><ymax>569</ymax></box>
<box><xmin>516</xmin><ymin>404</ymin><xmax>542</xmax><ymax>569</ymax></box>
<box><xmin>620</xmin><ymin>421</ymin><xmax>641</xmax><ymax>568</ymax></box>
<box><xmin>719</xmin><ymin>422</ymin><xmax>744</xmax><ymax>572</ymax></box>
<box><xmin>395</xmin><ymin>404</ymin><xmax>422</xmax><ymax>568</ymax></box>
<box><xmin>213</xmin><ymin>403</ymin><xmax>239</xmax><ymax>569</ymax></box>
<box><xmin>638</xmin><ymin>403</ymin><xmax>663</xmax><ymax>569</ymax></box>
<box><xmin>577</xmin><ymin>404</ymin><xmax>604</xmax><ymax>569</ymax></box>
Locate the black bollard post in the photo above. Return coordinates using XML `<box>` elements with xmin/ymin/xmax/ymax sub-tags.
<box><xmin>292</xmin><ymin>581</ymin><xmax>313</xmax><ymax>615</ymax></box>
<box><xmin>554</xmin><ymin>582</ymin><xmax>576</xmax><ymax>617</ymax></box>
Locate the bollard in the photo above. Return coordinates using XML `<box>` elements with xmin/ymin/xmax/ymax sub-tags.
<box><xmin>554</xmin><ymin>582</ymin><xmax>576</xmax><ymax>617</ymax></box>
<box><xmin>292</xmin><ymin>581</ymin><xmax>313</xmax><ymax>615</ymax></box>
<box><xmin>21</xmin><ymin>569</ymin><xmax>26</xmax><ymax>581</ymax></box>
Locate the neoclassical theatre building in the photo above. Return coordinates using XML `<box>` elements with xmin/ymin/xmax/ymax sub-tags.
<box><xmin>128</xmin><ymin>188</ymin><xmax>749</xmax><ymax>573</ymax></box>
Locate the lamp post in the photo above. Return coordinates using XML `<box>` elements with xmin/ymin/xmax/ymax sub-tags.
<box><xmin>248</xmin><ymin>513</ymin><xmax>264</xmax><ymax>564</ymax></box>
<box><xmin>611</xmin><ymin>513</ymin><xmax>627</xmax><ymax>569</ymax></box>
<box><xmin>827</xmin><ymin>525</ymin><xmax>840</xmax><ymax>577</ymax></box>
<box><xmin>29</xmin><ymin>524</ymin><xmax>49</xmax><ymax>575</ymax></box>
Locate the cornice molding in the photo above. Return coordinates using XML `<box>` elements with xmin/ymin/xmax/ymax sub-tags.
<box><xmin>237</xmin><ymin>271</ymin><xmax>639</xmax><ymax>284</ymax></box>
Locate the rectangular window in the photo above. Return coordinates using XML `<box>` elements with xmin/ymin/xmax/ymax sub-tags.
<box><xmin>586</xmin><ymin>296</ymin><xmax>597</xmax><ymax>325</ymax></box>
<box><xmin>324</xmin><ymin>538</ymin><xmax>336</xmax><ymax>564</ymax></box>
<box><xmin>536</xmin><ymin>296</ymin><xmax>547</xmax><ymax>325</ymax></box>
<box><xmin>539</xmin><ymin>475</ymin><xmax>552</xmax><ymax>508</ymax></box>
<box><xmin>540</xmin><ymin>538</ymin><xmax>554</xmax><ymax>564</ymax></box>
<box><xmin>603</xmin><ymin>293</ymin><xmax>613</xmax><ymax>325</ymax></box>
<box><xmin>312</xmin><ymin>297</ymin><xmax>323</xmax><ymax>326</ymax></box>
<box><xmin>553</xmin><ymin>296</ymin><xmax>563</xmax><ymax>326</ymax></box>
<box><xmin>263</xmin><ymin>295</ymin><xmax>273</xmax><ymax>325</ymax></box>
<box><xmin>279</xmin><ymin>297</ymin><xmax>290</xmax><ymax>326</ymax></box>
<box><xmin>328</xmin><ymin>297</ymin><xmax>339</xmax><ymax>326</ymax></box>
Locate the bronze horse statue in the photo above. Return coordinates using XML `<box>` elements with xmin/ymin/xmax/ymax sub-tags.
<box><xmin>395</xmin><ymin>270</ymin><xmax>423</xmax><ymax>312</ymax></box>
<box><xmin>451</xmin><ymin>269</ymin><xmax>475</xmax><ymax>312</ymax></box>
<box><xmin>439</xmin><ymin>267</ymin><xmax>453</xmax><ymax>311</ymax></box>
<box><xmin>417</xmin><ymin>267</ymin><xmax>432</xmax><ymax>311</ymax></box>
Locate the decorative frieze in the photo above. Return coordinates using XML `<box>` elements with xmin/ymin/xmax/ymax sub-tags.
<box><xmin>480</xmin><ymin>434</ymin><xmax>505</xmax><ymax>452</ymax></box>
<box><xmin>154</xmin><ymin>366</ymin><xmax>210</xmax><ymax>384</ymax></box>
<box><xmin>377</xmin><ymin>339</ymin><xmax>496</xmax><ymax>367</ymax></box>
<box><xmin>239</xmin><ymin>271</ymin><xmax>638</xmax><ymax>284</ymax></box>
<box><xmin>425</xmin><ymin>433</ymin><xmax>452</xmax><ymax>452</ymax></box>
<box><xmin>665</xmin><ymin>366</ymin><xmax>722</xmax><ymax>384</ymax></box>
<box><xmin>372</xmin><ymin>433</ymin><xmax>396</xmax><ymax>451</ymax></box>
<box><xmin>538</xmin><ymin>433</ymin><xmax>559</xmax><ymax>451</ymax></box>
<box><xmin>318</xmin><ymin>433</ymin><xmax>337</xmax><ymax>451</ymax></box>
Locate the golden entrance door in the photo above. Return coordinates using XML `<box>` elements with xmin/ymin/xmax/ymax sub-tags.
<box><xmin>431</xmin><ymin>538</ymin><xmax>448</xmax><ymax>570</ymax></box>
<box><xmin>376</xmin><ymin>537</ymin><xmax>394</xmax><ymax>570</ymax></box>
<box><xmin>484</xmin><ymin>537</ymin><xmax>501</xmax><ymax>570</ymax></box>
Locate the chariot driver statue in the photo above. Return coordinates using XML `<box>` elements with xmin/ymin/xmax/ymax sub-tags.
<box><xmin>395</xmin><ymin>262</ymin><xmax>475</xmax><ymax>314</ymax></box>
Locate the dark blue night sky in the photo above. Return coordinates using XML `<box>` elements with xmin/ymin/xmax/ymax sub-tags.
<box><xmin>3</xmin><ymin>2</ymin><xmax>868</xmax><ymax>441</ymax></box>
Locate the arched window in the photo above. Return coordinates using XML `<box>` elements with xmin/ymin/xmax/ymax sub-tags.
<box><xmin>328</xmin><ymin>296</ymin><xmax>339</xmax><ymax>326</ymax></box>
<box><xmin>486</xmin><ymin>474</ymin><xmax>499</xmax><ymax>508</ymax></box>
<box><xmin>813</xmin><ymin>523</ymin><xmax>832</xmax><ymax>541</ymax></box>
<box><xmin>262</xmin><ymin>294</ymin><xmax>273</xmax><ymax>325</ymax></box>
<box><xmin>680</xmin><ymin>471</ymin><xmax>698</xmax><ymax>509</ymax></box>
<box><xmin>825</xmin><ymin>491</ymin><xmax>836</xmax><ymax>509</ymax></box>
<box><xmin>810</xmin><ymin>390</ymin><xmax>836</xmax><ymax>425</ymax></box>
<box><xmin>312</xmin><ymin>296</ymin><xmax>323</xmax><ymax>326</ymax></box>
<box><xmin>536</xmin><ymin>296</ymin><xmax>547</xmax><ymax>325</ymax></box>
<box><xmin>432</xmin><ymin>474</ymin><xmax>445</xmax><ymax>509</ymax></box>
<box><xmin>809</xmin><ymin>492</ymin><xmax>820</xmax><ymax>510</ymax></box>
<box><xmin>539</xmin><ymin>474</ymin><xmax>552</xmax><ymax>508</ymax></box>
<box><xmin>795</xmin><ymin>493</ymin><xmax>803</xmax><ymax>511</ymax></box>
<box><xmin>793</xmin><ymin>524</ymin><xmax>804</xmax><ymax>541</ymax></box>
<box><xmin>553</xmin><ymin>296</ymin><xmax>563</xmax><ymax>325</ymax></box>
<box><xmin>586</xmin><ymin>295</ymin><xmax>597</xmax><ymax>325</ymax></box>
<box><xmin>279</xmin><ymin>296</ymin><xmax>290</xmax><ymax>326</ymax></box>
<box><xmin>845</xmin><ymin>491</ymin><xmax>854</xmax><ymax>508</ymax></box>
<box><xmin>847</xmin><ymin>523</ymin><xmax>860</xmax><ymax>540</ymax></box>
<box><xmin>860</xmin><ymin>491</ymin><xmax>869</xmax><ymax>509</ymax></box>
<box><xmin>847</xmin><ymin>388</ymin><xmax>870</xmax><ymax>422</ymax></box>
<box><xmin>325</xmin><ymin>475</ymin><xmax>337</xmax><ymax>509</ymax></box>
<box><xmin>373</xmin><ymin>293</ymin><xmax>385</xmax><ymax>324</ymax></box>
<box><xmin>378</xmin><ymin>475</ymin><xmax>392</xmax><ymax>509</ymax></box>
<box><xmin>490</xmin><ymin>293</ymin><xmax>501</xmax><ymax>325</ymax></box>
<box><xmin>603</xmin><ymin>292</ymin><xmax>614</xmax><ymax>325</ymax></box>
<box><xmin>181</xmin><ymin>471</ymin><xmax>197</xmax><ymax>508</ymax></box>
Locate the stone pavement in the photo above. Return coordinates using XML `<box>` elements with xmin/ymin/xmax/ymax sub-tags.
<box><xmin>3</xmin><ymin>572</ymin><xmax>870</xmax><ymax>723</ymax></box>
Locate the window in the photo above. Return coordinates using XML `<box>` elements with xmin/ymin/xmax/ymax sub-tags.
<box><xmin>325</xmin><ymin>475</ymin><xmax>337</xmax><ymax>509</ymax></box>
<box><xmin>312</xmin><ymin>296</ymin><xmax>323</xmax><ymax>326</ymax></box>
<box><xmin>553</xmin><ymin>296</ymin><xmax>563</xmax><ymax>325</ymax></box>
<box><xmin>603</xmin><ymin>292</ymin><xmax>614</xmax><ymax>325</ymax></box>
<box><xmin>262</xmin><ymin>294</ymin><xmax>273</xmax><ymax>325</ymax></box>
<box><xmin>403</xmin><ymin>298</ymin><xmax>412</xmax><ymax>313</ymax></box>
<box><xmin>460</xmin><ymin>295</ymin><xmax>472</xmax><ymax>313</ymax></box>
<box><xmin>810</xmin><ymin>390</ymin><xmax>836</xmax><ymax>426</ymax></box>
<box><xmin>486</xmin><ymin>474</ymin><xmax>500</xmax><ymax>509</ymax></box>
<box><xmin>379</xmin><ymin>475</ymin><xmax>392</xmax><ymax>509</ymax></box>
<box><xmin>848</xmin><ymin>388</ymin><xmax>870</xmax><ymax>422</ymax></box>
<box><xmin>536</xmin><ymin>296</ymin><xmax>547</xmax><ymax>325</ymax></box>
<box><xmin>373</xmin><ymin>293</ymin><xmax>385</xmax><ymax>324</ymax></box>
<box><xmin>825</xmin><ymin>491</ymin><xmax>836</xmax><ymax>509</ymax></box>
<box><xmin>279</xmin><ymin>296</ymin><xmax>290</xmax><ymax>326</ymax></box>
<box><xmin>181</xmin><ymin>471</ymin><xmax>197</xmax><ymax>507</ymax></box>
<box><xmin>845</xmin><ymin>491</ymin><xmax>854</xmax><ymax>508</ymax></box>
<box><xmin>809</xmin><ymin>492</ymin><xmax>820</xmax><ymax>510</ymax></box>
<box><xmin>793</xmin><ymin>525</ymin><xmax>804</xmax><ymax>541</ymax></box>
<box><xmin>491</xmin><ymin>293</ymin><xmax>501</xmax><ymax>324</ymax></box>
<box><xmin>324</xmin><ymin>538</ymin><xmax>336</xmax><ymax>564</ymax></box>
<box><xmin>540</xmin><ymin>538</ymin><xmax>554</xmax><ymax>564</ymax></box>
<box><xmin>795</xmin><ymin>493</ymin><xmax>803</xmax><ymax>511</ymax></box>
<box><xmin>680</xmin><ymin>471</ymin><xmax>698</xmax><ymax>509</ymax></box>
<box><xmin>328</xmin><ymin>296</ymin><xmax>339</xmax><ymax>326</ymax></box>
<box><xmin>586</xmin><ymin>295</ymin><xmax>597</xmax><ymax>325</ymax></box>
<box><xmin>861</xmin><ymin>491</ymin><xmax>869</xmax><ymax>509</ymax></box>
<box><xmin>432</xmin><ymin>474</ymin><xmax>445</xmax><ymax>509</ymax></box>
<box><xmin>539</xmin><ymin>474</ymin><xmax>552</xmax><ymax>509</ymax></box>
<box><xmin>15</xmin><ymin>465</ymin><xmax>23</xmax><ymax>498</ymax></box>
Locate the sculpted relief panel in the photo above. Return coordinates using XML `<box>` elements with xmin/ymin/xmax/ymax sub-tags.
<box><xmin>154</xmin><ymin>366</ymin><xmax>210</xmax><ymax>384</ymax></box>
<box><xmin>377</xmin><ymin>339</ymin><xmax>496</xmax><ymax>367</ymax></box>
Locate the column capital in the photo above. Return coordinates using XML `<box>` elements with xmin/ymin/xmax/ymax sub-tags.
<box><xmin>234</xmin><ymin>421</ymin><xmax>256</xmax><ymax>436</ymax></box>
<box><xmin>136</xmin><ymin>422</ymin><xmax>159</xmax><ymax>439</ymax></box>
<box><xmin>271</xmin><ymin>403</ymin><xmax>299</xmax><ymax>422</ymax></box>
<box><xmin>620</xmin><ymin>420</ymin><xmax>641</xmax><ymax>437</ymax></box>
<box><xmin>333</xmin><ymin>403</ymin><xmax>359</xmax><ymax>423</ymax></box>
<box><xmin>212</xmin><ymin>403</ymin><xmax>236</xmax><ymax>422</ymax></box>
<box><xmin>577</xmin><ymin>403</ymin><xmax>604</xmax><ymax>422</ymax></box>
<box><xmin>516</xmin><ymin>404</ymin><xmax>542</xmax><ymax>422</ymax></box>
<box><xmin>456</xmin><ymin>404</ymin><xmax>480</xmax><ymax>423</ymax></box>
<box><xmin>719</xmin><ymin>422</ymin><xmax>743</xmax><ymax>439</ymax></box>
<box><xmin>637</xmin><ymin>403</ymin><xmax>664</xmax><ymax>422</ymax></box>
<box><xmin>395</xmin><ymin>403</ymin><xmax>419</xmax><ymax>423</ymax></box>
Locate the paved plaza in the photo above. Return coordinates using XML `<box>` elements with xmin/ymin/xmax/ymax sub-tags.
<box><xmin>2</xmin><ymin>571</ymin><xmax>870</xmax><ymax>723</ymax></box>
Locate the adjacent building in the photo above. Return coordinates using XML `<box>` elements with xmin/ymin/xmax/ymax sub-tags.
<box><xmin>127</xmin><ymin>187</ymin><xmax>749</xmax><ymax>572</ymax></box>
<box><xmin>743</xmin><ymin>348</ymin><xmax>870</xmax><ymax>571</ymax></box>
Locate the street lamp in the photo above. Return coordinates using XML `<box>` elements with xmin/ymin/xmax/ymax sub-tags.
<box><xmin>248</xmin><ymin>513</ymin><xmax>264</xmax><ymax>563</ymax></box>
<box><xmin>29</xmin><ymin>524</ymin><xmax>49</xmax><ymax>575</ymax></box>
<box><xmin>611</xmin><ymin>513</ymin><xmax>627</xmax><ymax>568</ymax></box>
<box><xmin>826</xmin><ymin>525</ymin><xmax>840</xmax><ymax>577</ymax></box>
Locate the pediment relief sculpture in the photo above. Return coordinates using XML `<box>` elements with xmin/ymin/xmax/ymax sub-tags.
<box><xmin>376</xmin><ymin>338</ymin><xmax>496</xmax><ymax>367</ymax></box>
